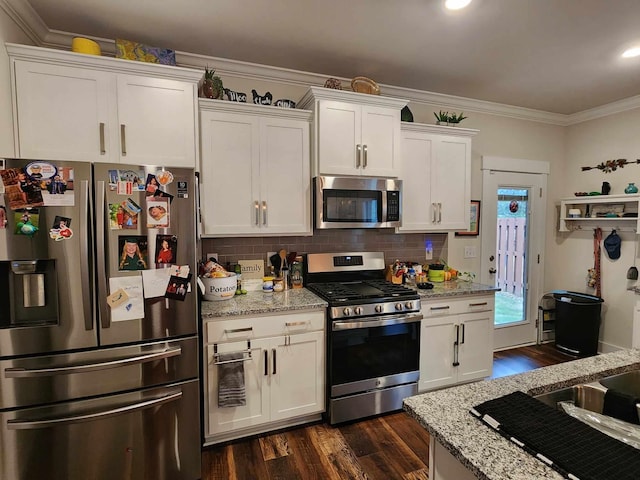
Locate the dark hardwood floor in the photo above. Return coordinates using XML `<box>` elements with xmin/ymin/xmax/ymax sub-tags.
<box><xmin>201</xmin><ymin>343</ymin><xmax>575</xmax><ymax>480</ymax></box>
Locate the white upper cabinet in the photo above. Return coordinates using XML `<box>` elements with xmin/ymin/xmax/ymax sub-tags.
<box><xmin>398</xmin><ymin>123</ymin><xmax>478</xmax><ymax>232</ymax></box>
<box><xmin>199</xmin><ymin>100</ymin><xmax>312</xmax><ymax>237</ymax></box>
<box><xmin>298</xmin><ymin>86</ymin><xmax>406</xmax><ymax>177</ymax></box>
<box><xmin>7</xmin><ymin>44</ymin><xmax>201</xmax><ymax>167</ymax></box>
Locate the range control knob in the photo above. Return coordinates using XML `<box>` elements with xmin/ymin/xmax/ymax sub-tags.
<box><xmin>405</xmin><ymin>301</ymin><xmax>414</xmax><ymax>309</ymax></box>
<box><xmin>343</xmin><ymin>307</ymin><xmax>352</xmax><ymax>317</ymax></box>
<box><xmin>395</xmin><ymin>303</ymin><xmax>403</xmax><ymax>311</ymax></box>
<box><xmin>354</xmin><ymin>306</ymin><xmax>363</xmax><ymax>315</ymax></box>
<box><xmin>375</xmin><ymin>305</ymin><xmax>383</xmax><ymax>313</ymax></box>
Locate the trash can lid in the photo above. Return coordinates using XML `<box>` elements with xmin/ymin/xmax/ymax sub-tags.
<box><xmin>552</xmin><ymin>290</ymin><xmax>603</xmax><ymax>304</ymax></box>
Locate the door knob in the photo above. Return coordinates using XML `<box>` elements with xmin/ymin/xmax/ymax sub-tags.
<box><xmin>489</xmin><ymin>268</ymin><xmax>497</xmax><ymax>274</ymax></box>
<box><xmin>489</xmin><ymin>255</ymin><xmax>495</xmax><ymax>261</ymax></box>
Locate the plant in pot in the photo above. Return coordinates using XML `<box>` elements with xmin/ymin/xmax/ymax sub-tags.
<box><xmin>201</xmin><ymin>67</ymin><xmax>224</xmax><ymax>99</ymax></box>
<box><xmin>447</xmin><ymin>112</ymin><xmax>467</xmax><ymax>126</ymax></box>
<box><xmin>434</xmin><ymin>110</ymin><xmax>449</xmax><ymax>126</ymax></box>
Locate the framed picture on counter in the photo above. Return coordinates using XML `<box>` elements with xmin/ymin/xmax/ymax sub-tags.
<box><xmin>455</xmin><ymin>200</ymin><xmax>481</xmax><ymax>236</ymax></box>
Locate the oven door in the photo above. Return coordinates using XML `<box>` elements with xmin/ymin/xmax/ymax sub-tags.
<box><xmin>329</xmin><ymin>313</ymin><xmax>421</xmax><ymax>397</ymax></box>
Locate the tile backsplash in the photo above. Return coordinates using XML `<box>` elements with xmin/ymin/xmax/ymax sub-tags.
<box><xmin>201</xmin><ymin>230</ymin><xmax>448</xmax><ymax>268</ymax></box>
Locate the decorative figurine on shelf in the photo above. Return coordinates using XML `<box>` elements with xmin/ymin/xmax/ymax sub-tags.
<box><xmin>274</xmin><ymin>99</ymin><xmax>296</xmax><ymax>108</ymax></box>
<box><xmin>200</xmin><ymin>67</ymin><xmax>224</xmax><ymax>99</ymax></box>
<box><xmin>601</xmin><ymin>181</ymin><xmax>611</xmax><ymax>195</ymax></box>
<box><xmin>224</xmin><ymin>88</ymin><xmax>247</xmax><ymax>102</ymax></box>
<box><xmin>625</xmin><ymin>182</ymin><xmax>639</xmax><ymax>194</ymax></box>
<box><xmin>251</xmin><ymin>89</ymin><xmax>272</xmax><ymax>106</ymax></box>
<box><xmin>323</xmin><ymin>78</ymin><xmax>342</xmax><ymax>90</ymax></box>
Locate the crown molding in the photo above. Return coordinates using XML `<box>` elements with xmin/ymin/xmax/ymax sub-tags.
<box><xmin>4</xmin><ymin>4</ymin><xmax>640</xmax><ymax>126</ymax></box>
<box><xmin>199</xmin><ymin>98</ymin><xmax>312</xmax><ymax>120</ymax></box>
<box><xmin>400</xmin><ymin>122</ymin><xmax>479</xmax><ymax>137</ymax></box>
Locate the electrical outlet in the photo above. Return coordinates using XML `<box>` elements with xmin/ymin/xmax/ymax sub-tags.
<box><xmin>464</xmin><ymin>246</ymin><xmax>477</xmax><ymax>258</ymax></box>
<box><xmin>206</xmin><ymin>252</ymin><xmax>218</xmax><ymax>262</ymax></box>
<box><xmin>425</xmin><ymin>241</ymin><xmax>433</xmax><ymax>260</ymax></box>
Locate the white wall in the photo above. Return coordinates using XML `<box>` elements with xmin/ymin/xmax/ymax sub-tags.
<box><xmin>549</xmin><ymin>108</ymin><xmax>640</xmax><ymax>351</ymax></box>
<box><xmin>0</xmin><ymin>6</ymin><xmax>34</xmax><ymax>156</ymax></box>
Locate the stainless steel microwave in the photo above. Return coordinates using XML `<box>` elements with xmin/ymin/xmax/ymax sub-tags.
<box><xmin>314</xmin><ymin>176</ymin><xmax>402</xmax><ymax>229</ymax></box>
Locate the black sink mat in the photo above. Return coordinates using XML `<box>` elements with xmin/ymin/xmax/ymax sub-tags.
<box><xmin>470</xmin><ymin>391</ymin><xmax>640</xmax><ymax>480</ymax></box>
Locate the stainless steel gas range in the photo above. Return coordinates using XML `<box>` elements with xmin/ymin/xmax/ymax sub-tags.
<box><xmin>306</xmin><ymin>252</ymin><xmax>422</xmax><ymax>425</ymax></box>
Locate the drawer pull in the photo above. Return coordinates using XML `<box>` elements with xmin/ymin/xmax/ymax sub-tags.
<box><xmin>224</xmin><ymin>327</ymin><xmax>253</xmax><ymax>334</ymax></box>
<box><xmin>285</xmin><ymin>321</ymin><xmax>308</xmax><ymax>327</ymax></box>
<box><xmin>430</xmin><ymin>306</ymin><xmax>451</xmax><ymax>311</ymax></box>
<box><xmin>469</xmin><ymin>302</ymin><xmax>488</xmax><ymax>307</ymax></box>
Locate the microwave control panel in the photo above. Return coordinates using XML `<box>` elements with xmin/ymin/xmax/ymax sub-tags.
<box><xmin>387</xmin><ymin>191</ymin><xmax>400</xmax><ymax>221</ymax></box>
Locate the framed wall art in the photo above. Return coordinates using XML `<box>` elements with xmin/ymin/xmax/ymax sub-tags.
<box><xmin>455</xmin><ymin>200</ymin><xmax>481</xmax><ymax>236</ymax></box>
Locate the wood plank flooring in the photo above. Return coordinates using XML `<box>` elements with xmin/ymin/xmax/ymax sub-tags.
<box><xmin>201</xmin><ymin>343</ymin><xmax>574</xmax><ymax>480</ymax></box>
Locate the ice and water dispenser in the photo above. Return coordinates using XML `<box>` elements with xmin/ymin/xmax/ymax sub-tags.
<box><xmin>0</xmin><ymin>259</ymin><xmax>59</xmax><ymax>328</ymax></box>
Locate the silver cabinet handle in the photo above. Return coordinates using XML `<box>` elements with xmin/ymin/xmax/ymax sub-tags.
<box><xmin>432</xmin><ymin>203</ymin><xmax>437</xmax><ymax>223</ymax></box>
<box><xmin>5</xmin><ymin>347</ymin><xmax>181</xmax><ymax>378</ymax></box>
<box><xmin>120</xmin><ymin>124</ymin><xmax>126</xmax><ymax>156</ymax></box>
<box><xmin>461</xmin><ymin>323</ymin><xmax>465</xmax><ymax>344</ymax></box>
<box><xmin>285</xmin><ymin>321</ymin><xmax>308</xmax><ymax>327</ymax></box>
<box><xmin>99</xmin><ymin>122</ymin><xmax>106</xmax><ymax>154</ymax></box>
<box><xmin>356</xmin><ymin>144</ymin><xmax>362</xmax><ymax>168</ymax></box>
<box><xmin>224</xmin><ymin>327</ymin><xmax>253</xmax><ymax>334</ymax></box>
<box><xmin>430</xmin><ymin>305</ymin><xmax>451</xmax><ymax>311</ymax></box>
<box><xmin>438</xmin><ymin>202</ymin><xmax>442</xmax><ymax>223</ymax></box>
<box><xmin>363</xmin><ymin>144</ymin><xmax>368</xmax><ymax>168</ymax></box>
<box><xmin>262</xmin><ymin>200</ymin><xmax>267</xmax><ymax>225</ymax></box>
<box><xmin>8</xmin><ymin>391</ymin><xmax>182</xmax><ymax>430</ymax></box>
<box><xmin>254</xmin><ymin>201</ymin><xmax>259</xmax><ymax>225</ymax></box>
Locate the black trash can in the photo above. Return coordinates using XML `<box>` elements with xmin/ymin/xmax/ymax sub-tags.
<box><xmin>552</xmin><ymin>290</ymin><xmax>604</xmax><ymax>357</ymax></box>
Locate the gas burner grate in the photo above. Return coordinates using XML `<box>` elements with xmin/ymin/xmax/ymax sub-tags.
<box><xmin>308</xmin><ymin>280</ymin><xmax>417</xmax><ymax>303</ymax></box>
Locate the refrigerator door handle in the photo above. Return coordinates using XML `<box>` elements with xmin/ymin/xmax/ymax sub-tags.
<box><xmin>95</xmin><ymin>180</ymin><xmax>110</xmax><ymax>329</ymax></box>
<box><xmin>7</xmin><ymin>390</ymin><xmax>182</xmax><ymax>430</ymax></box>
<box><xmin>5</xmin><ymin>347</ymin><xmax>182</xmax><ymax>378</ymax></box>
<box><xmin>79</xmin><ymin>179</ymin><xmax>94</xmax><ymax>331</ymax></box>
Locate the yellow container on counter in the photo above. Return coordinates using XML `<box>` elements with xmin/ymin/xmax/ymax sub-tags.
<box><xmin>428</xmin><ymin>270</ymin><xmax>445</xmax><ymax>282</ymax></box>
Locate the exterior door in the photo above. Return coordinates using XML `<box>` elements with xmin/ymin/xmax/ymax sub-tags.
<box><xmin>481</xmin><ymin>162</ymin><xmax>547</xmax><ymax>350</ymax></box>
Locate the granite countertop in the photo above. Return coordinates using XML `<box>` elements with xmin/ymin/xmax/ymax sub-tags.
<box><xmin>415</xmin><ymin>280</ymin><xmax>499</xmax><ymax>299</ymax></box>
<box><xmin>403</xmin><ymin>349</ymin><xmax>640</xmax><ymax>480</ymax></box>
<box><xmin>200</xmin><ymin>288</ymin><xmax>328</xmax><ymax>318</ymax></box>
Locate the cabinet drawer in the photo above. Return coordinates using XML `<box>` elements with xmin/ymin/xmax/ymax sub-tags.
<box><xmin>421</xmin><ymin>295</ymin><xmax>494</xmax><ymax>318</ymax></box>
<box><xmin>205</xmin><ymin>310</ymin><xmax>325</xmax><ymax>344</ymax></box>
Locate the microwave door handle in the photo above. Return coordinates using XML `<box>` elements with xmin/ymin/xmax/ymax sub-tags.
<box><xmin>79</xmin><ymin>180</ymin><xmax>93</xmax><ymax>331</ymax></box>
<box><xmin>95</xmin><ymin>180</ymin><xmax>110</xmax><ymax>329</ymax></box>
<box><xmin>356</xmin><ymin>144</ymin><xmax>362</xmax><ymax>168</ymax></box>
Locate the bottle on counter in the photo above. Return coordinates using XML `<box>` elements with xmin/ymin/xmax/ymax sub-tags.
<box><xmin>234</xmin><ymin>264</ymin><xmax>242</xmax><ymax>295</ymax></box>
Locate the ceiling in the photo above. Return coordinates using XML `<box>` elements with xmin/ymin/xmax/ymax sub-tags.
<box><xmin>24</xmin><ymin>0</ymin><xmax>640</xmax><ymax>115</ymax></box>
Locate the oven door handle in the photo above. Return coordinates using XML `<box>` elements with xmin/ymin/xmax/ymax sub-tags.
<box><xmin>332</xmin><ymin>313</ymin><xmax>423</xmax><ymax>330</ymax></box>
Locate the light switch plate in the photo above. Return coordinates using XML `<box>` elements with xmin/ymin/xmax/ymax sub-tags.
<box><xmin>464</xmin><ymin>246</ymin><xmax>477</xmax><ymax>258</ymax></box>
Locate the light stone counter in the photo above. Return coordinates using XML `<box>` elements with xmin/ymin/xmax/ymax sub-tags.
<box><xmin>415</xmin><ymin>280</ymin><xmax>499</xmax><ymax>299</ymax></box>
<box><xmin>200</xmin><ymin>288</ymin><xmax>327</xmax><ymax>318</ymax></box>
<box><xmin>403</xmin><ymin>349</ymin><xmax>640</xmax><ymax>480</ymax></box>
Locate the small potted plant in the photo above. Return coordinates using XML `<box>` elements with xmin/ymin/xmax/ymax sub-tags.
<box><xmin>201</xmin><ymin>67</ymin><xmax>224</xmax><ymax>99</ymax></box>
<box><xmin>447</xmin><ymin>112</ymin><xmax>467</xmax><ymax>126</ymax></box>
<box><xmin>434</xmin><ymin>110</ymin><xmax>449</xmax><ymax>126</ymax></box>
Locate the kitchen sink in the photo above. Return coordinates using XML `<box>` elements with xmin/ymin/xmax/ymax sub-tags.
<box><xmin>535</xmin><ymin>369</ymin><xmax>640</xmax><ymax>418</ymax></box>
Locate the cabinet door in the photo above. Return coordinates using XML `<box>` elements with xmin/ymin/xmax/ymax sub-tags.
<box><xmin>13</xmin><ymin>60</ymin><xmax>113</xmax><ymax>162</ymax></box>
<box><xmin>116</xmin><ymin>75</ymin><xmax>197</xmax><ymax>167</ymax></box>
<box><xmin>458</xmin><ymin>311</ymin><xmax>493</xmax><ymax>383</ymax></box>
<box><xmin>430</xmin><ymin>136</ymin><xmax>471</xmax><ymax>230</ymax></box>
<box><xmin>317</xmin><ymin>101</ymin><xmax>361</xmax><ymax>175</ymax></box>
<box><xmin>259</xmin><ymin>117</ymin><xmax>311</xmax><ymax>235</ymax></box>
<box><xmin>398</xmin><ymin>130</ymin><xmax>435</xmax><ymax>232</ymax></box>
<box><xmin>200</xmin><ymin>111</ymin><xmax>260</xmax><ymax>235</ymax></box>
<box><xmin>206</xmin><ymin>339</ymin><xmax>270</xmax><ymax>436</ymax></box>
<box><xmin>419</xmin><ymin>316</ymin><xmax>457</xmax><ymax>392</ymax></box>
<box><xmin>270</xmin><ymin>331</ymin><xmax>325</xmax><ymax>422</ymax></box>
<box><xmin>360</xmin><ymin>105</ymin><xmax>400</xmax><ymax>177</ymax></box>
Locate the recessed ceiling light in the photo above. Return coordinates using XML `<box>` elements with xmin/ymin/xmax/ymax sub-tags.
<box><xmin>622</xmin><ymin>47</ymin><xmax>640</xmax><ymax>58</ymax></box>
<box><xmin>445</xmin><ymin>0</ymin><xmax>472</xmax><ymax>10</ymax></box>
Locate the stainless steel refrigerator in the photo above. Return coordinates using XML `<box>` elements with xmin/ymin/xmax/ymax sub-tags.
<box><xmin>0</xmin><ymin>159</ymin><xmax>200</xmax><ymax>480</ymax></box>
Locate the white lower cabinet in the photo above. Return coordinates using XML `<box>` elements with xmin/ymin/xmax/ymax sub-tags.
<box><xmin>203</xmin><ymin>310</ymin><xmax>325</xmax><ymax>444</ymax></box>
<box><xmin>419</xmin><ymin>295</ymin><xmax>494</xmax><ymax>392</ymax></box>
